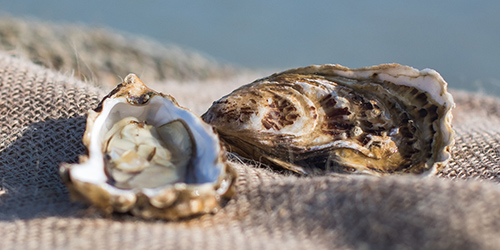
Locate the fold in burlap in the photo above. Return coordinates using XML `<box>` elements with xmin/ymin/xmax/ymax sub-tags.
<box><xmin>1</xmin><ymin>44</ymin><xmax>500</xmax><ymax>249</ymax></box>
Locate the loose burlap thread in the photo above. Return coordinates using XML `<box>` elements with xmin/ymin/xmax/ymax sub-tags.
<box><xmin>1</xmin><ymin>25</ymin><xmax>500</xmax><ymax>250</ymax></box>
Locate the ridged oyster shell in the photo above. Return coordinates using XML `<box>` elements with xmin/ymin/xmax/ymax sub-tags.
<box><xmin>60</xmin><ymin>74</ymin><xmax>236</xmax><ymax>220</ymax></box>
<box><xmin>203</xmin><ymin>64</ymin><xmax>454</xmax><ymax>176</ymax></box>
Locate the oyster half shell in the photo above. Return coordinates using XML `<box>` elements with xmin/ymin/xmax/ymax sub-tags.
<box><xmin>60</xmin><ymin>74</ymin><xmax>236</xmax><ymax>220</ymax></box>
<box><xmin>203</xmin><ymin>64</ymin><xmax>454</xmax><ymax>176</ymax></box>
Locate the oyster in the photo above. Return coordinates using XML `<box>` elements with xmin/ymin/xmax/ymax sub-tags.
<box><xmin>202</xmin><ymin>64</ymin><xmax>454</xmax><ymax>176</ymax></box>
<box><xmin>60</xmin><ymin>74</ymin><xmax>236</xmax><ymax>220</ymax></box>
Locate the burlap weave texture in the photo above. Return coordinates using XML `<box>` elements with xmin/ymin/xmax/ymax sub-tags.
<box><xmin>1</xmin><ymin>48</ymin><xmax>500</xmax><ymax>249</ymax></box>
<box><xmin>0</xmin><ymin>17</ymin><xmax>240</xmax><ymax>89</ymax></box>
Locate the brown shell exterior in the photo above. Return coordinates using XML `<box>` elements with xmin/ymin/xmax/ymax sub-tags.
<box><xmin>203</xmin><ymin>64</ymin><xmax>455</xmax><ymax>176</ymax></box>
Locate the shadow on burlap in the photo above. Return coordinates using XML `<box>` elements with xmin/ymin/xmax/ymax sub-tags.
<box><xmin>0</xmin><ymin>117</ymin><xmax>90</xmax><ymax>219</ymax></box>
<box><xmin>2</xmin><ymin>43</ymin><xmax>500</xmax><ymax>249</ymax></box>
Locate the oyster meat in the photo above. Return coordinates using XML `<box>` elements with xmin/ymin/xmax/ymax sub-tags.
<box><xmin>202</xmin><ymin>64</ymin><xmax>454</xmax><ymax>176</ymax></box>
<box><xmin>60</xmin><ymin>74</ymin><xmax>236</xmax><ymax>220</ymax></box>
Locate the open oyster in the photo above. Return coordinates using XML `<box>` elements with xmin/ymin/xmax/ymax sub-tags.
<box><xmin>60</xmin><ymin>74</ymin><xmax>236</xmax><ymax>220</ymax></box>
<box><xmin>202</xmin><ymin>64</ymin><xmax>454</xmax><ymax>176</ymax></box>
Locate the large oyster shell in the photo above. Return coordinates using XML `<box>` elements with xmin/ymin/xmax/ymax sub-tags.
<box><xmin>202</xmin><ymin>64</ymin><xmax>454</xmax><ymax>176</ymax></box>
<box><xmin>60</xmin><ymin>74</ymin><xmax>236</xmax><ymax>220</ymax></box>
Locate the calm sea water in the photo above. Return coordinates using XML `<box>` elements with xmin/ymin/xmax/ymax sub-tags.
<box><xmin>2</xmin><ymin>0</ymin><xmax>500</xmax><ymax>95</ymax></box>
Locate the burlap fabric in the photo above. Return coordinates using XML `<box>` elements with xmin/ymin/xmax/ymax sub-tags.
<box><xmin>2</xmin><ymin>25</ymin><xmax>500</xmax><ymax>250</ymax></box>
<box><xmin>0</xmin><ymin>17</ymin><xmax>239</xmax><ymax>89</ymax></box>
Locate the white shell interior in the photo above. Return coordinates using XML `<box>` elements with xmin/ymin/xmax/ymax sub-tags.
<box><xmin>71</xmin><ymin>95</ymin><xmax>223</xmax><ymax>193</ymax></box>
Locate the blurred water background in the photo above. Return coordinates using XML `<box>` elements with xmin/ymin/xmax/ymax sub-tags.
<box><xmin>1</xmin><ymin>0</ymin><xmax>499</xmax><ymax>95</ymax></box>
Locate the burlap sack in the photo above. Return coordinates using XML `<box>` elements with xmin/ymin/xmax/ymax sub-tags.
<box><xmin>0</xmin><ymin>17</ymin><xmax>240</xmax><ymax>89</ymax></box>
<box><xmin>1</xmin><ymin>22</ymin><xmax>500</xmax><ymax>250</ymax></box>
